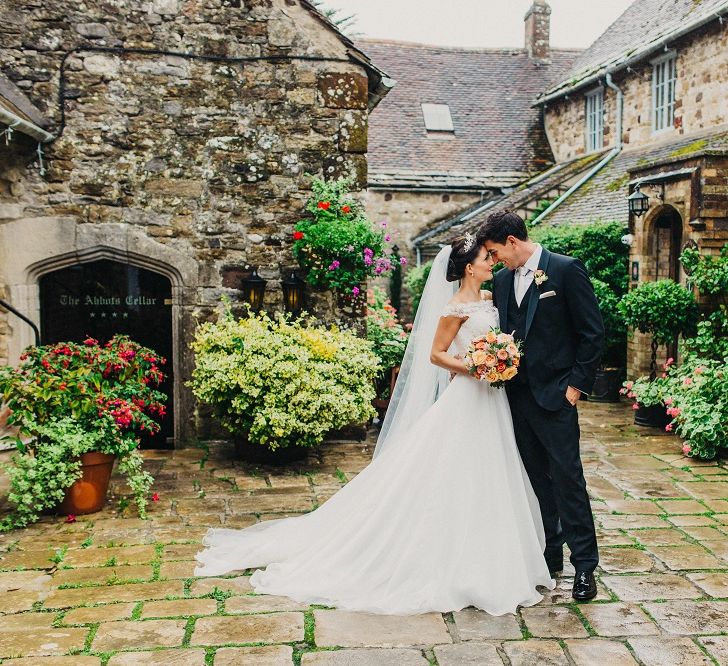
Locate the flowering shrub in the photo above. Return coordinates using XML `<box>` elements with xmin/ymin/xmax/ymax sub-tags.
<box><xmin>623</xmin><ymin>246</ymin><xmax>727</xmax><ymax>459</ymax></box>
<box><xmin>0</xmin><ymin>335</ymin><xmax>166</xmax><ymax>529</ymax></box>
<box><xmin>366</xmin><ymin>287</ymin><xmax>408</xmax><ymax>376</ymax></box>
<box><xmin>403</xmin><ymin>260</ymin><xmax>433</xmax><ymax>317</ymax></box>
<box><xmin>189</xmin><ymin>306</ymin><xmax>380</xmax><ymax>450</ymax></box>
<box><xmin>292</xmin><ymin>177</ymin><xmax>402</xmax><ymax>296</ymax></box>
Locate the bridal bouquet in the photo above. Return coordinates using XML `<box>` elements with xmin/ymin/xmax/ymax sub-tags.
<box><xmin>464</xmin><ymin>328</ymin><xmax>522</xmax><ymax>388</ymax></box>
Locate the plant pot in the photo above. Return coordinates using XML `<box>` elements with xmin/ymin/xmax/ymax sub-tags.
<box><xmin>590</xmin><ymin>367</ymin><xmax>624</xmax><ymax>403</ymax></box>
<box><xmin>58</xmin><ymin>452</ymin><xmax>116</xmax><ymax>515</ymax></box>
<box><xmin>234</xmin><ymin>436</ymin><xmax>308</xmax><ymax>465</ymax></box>
<box><xmin>634</xmin><ymin>403</ymin><xmax>671</xmax><ymax>429</ymax></box>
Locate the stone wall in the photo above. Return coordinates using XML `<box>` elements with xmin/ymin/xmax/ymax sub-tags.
<box><xmin>545</xmin><ymin>20</ymin><xmax>728</xmax><ymax>162</ymax></box>
<box><xmin>0</xmin><ymin>0</ymin><xmax>377</xmax><ymax>444</ymax></box>
<box><xmin>626</xmin><ymin>153</ymin><xmax>728</xmax><ymax>378</ymax></box>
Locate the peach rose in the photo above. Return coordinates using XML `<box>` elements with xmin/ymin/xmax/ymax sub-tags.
<box><xmin>485</xmin><ymin>371</ymin><xmax>499</xmax><ymax>383</ymax></box>
<box><xmin>475</xmin><ymin>341</ymin><xmax>486</xmax><ymax>350</ymax></box>
<box><xmin>501</xmin><ymin>366</ymin><xmax>518</xmax><ymax>381</ymax></box>
<box><xmin>485</xmin><ymin>331</ymin><xmax>498</xmax><ymax>344</ymax></box>
<box><xmin>496</xmin><ymin>349</ymin><xmax>509</xmax><ymax>360</ymax></box>
<box><xmin>497</xmin><ymin>333</ymin><xmax>509</xmax><ymax>343</ymax></box>
<box><xmin>471</xmin><ymin>350</ymin><xmax>488</xmax><ymax>366</ymax></box>
<box><xmin>496</xmin><ymin>362</ymin><xmax>506</xmax><ymax>373</ymax></box>
<box><xmin>484</xmin><ymin>353</ymin><xmax>497</xmax><ymax>367</ymax></box>
<box><xmin>507</xmin><ymin>343</ymin><xmax>518</xmax><ymax>355</ymax></box>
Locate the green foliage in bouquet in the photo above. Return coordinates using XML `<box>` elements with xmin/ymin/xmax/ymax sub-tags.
<box><xmin>189</xmin><ymin>305</ymin><xmax>380</xmax><ymax>450</ymax></box>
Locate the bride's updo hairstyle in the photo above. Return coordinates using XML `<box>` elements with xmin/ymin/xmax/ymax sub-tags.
<box><xmin>446</xmin><ymin>234</ymin><xmax>480</xmax><ymax>282</ymax></box>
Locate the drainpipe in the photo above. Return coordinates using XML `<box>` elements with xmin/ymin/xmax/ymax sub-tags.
<box><xmin>530</xmin><ymin>71</ymin><xmax>624</xmax><ymax>225</ymax></box>
<box><xmin>0</xmin><ymin>107</ymin><xmax>54</xmax><ymax>143</ymax></box>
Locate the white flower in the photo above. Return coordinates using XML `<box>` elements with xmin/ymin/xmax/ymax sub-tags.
<box><xmin>534</xmin><ymin>269</ymin><xmax>548</xmax><ymax>286</ymax></box>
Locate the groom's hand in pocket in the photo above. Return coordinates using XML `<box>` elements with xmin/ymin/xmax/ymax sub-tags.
<box><xmin>565</xmin><ymin>386</ymin><xmax>581</xmax><ymax>406</ymax></box>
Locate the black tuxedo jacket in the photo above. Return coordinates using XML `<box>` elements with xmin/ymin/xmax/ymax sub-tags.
<box><xmin>493</xmin><ymin>248</ymin><xmax>605</xmax><ymax>412</ymax></box>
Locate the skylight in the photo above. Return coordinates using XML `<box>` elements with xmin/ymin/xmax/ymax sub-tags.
<box><xmin>421</xmin><ymin>103</ymin><xmax>454</xmax><ymax>132</ymax></box>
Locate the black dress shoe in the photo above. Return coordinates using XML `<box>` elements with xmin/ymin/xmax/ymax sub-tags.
<box><xmin>572</xmin><ymin>570</ymin><xmax>597</xmax><ymax>601</ymax></box>
<box><xmin>547</xmin><ymin>562</ymin><xmax>563</xmax><ymax>577</ymax></box>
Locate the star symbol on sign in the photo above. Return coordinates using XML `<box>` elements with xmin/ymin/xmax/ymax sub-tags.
<box><xmin>101</xmin><ymin>312</ymin><xmax>106</xmax><ymax>318</ymax></box>
<box><xmin>112</xmin><ymin>312</ymin><xmax>118</xmax><ymax>318</ymax></box>
<box><xmin>123</xmin><ymin>313</ymin><xmax>128</xmax><ymax>318</ymax></box>
<box><xmin>90</xmin><ymin>312</ymin><xmax>96</xmax><ymax>318</ymax></box>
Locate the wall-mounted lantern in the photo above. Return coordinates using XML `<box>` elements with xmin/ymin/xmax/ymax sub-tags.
<box><xmin>282</xmin><ymin>271</ymin><xmax>305</xmax><ymax>316</ymax></box>
<box><xmin>627</xmin><ymin>183</ymin><xmax>650</xmax><ymax>217</ymax></box>
<box><xmin>241</xmin><ymin>268</ymin><xmax>266</xmax><ymax>311</ymax></box>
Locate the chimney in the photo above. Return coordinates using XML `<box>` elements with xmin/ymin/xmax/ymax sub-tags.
<box><xmin>524</xmin><ymin>0</ymin><xmax>551</xmax><ymax>62</ymax></box>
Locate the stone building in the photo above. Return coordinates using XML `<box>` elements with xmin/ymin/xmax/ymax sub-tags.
<box><xmin>360</xmin><ymin>0</ymin><xmax>580</xmax><ymax>264</ymax></box>
<box><xmin>426</xmin><ymin>0</ymin><xmax>728</xmax><ymax>376</ymax></box>
<box><xmin>0</xmin><ymin>0</ymin><xmax>391</xmax><ymax>446</ymax></box>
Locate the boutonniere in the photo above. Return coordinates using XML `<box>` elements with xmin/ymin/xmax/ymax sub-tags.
<box><xmin>533</xmin><ymin>269</ymin><xmax>548</xmax><ymax>287</ymax></box>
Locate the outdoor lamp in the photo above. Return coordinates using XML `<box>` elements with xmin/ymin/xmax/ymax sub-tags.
<box><xmin>282</xmin><ymin>270</ymin><xmax>305</xmax><ymax>316</ymax></box>
<box><xmin>627</xmin><ymin>184</ymin><xmax>650</xmax><ymax>217</ymax></box>
<box><xmin>241</xmin><ymin>268</ymin><xmax>266</xmax><ymax>311</ymax></box>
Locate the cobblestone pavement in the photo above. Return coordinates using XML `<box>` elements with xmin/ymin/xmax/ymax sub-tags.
<box><xmin>0</xmin><ymin>401</ymin><xmax>727</xmax><ymax>665</ymax></box>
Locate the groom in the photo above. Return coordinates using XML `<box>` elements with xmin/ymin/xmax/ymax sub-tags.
<box><xmin>479</xmin><ymin>210</ymin><xmax>604</xmax><ymax>601</ymax></box>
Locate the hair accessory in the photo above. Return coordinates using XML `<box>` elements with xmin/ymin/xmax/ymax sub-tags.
<box><xmin>462</xmin><ymin>232</ymin><xmax>475</xmax><ymax>253</ymax></box>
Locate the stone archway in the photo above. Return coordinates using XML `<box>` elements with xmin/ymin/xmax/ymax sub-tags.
<box><xmin>639</xmin><ymin>204</ymin><xmax>684</xmax><ymax>283</ymax></box>
<box><xmin>0</xmin><ymin>217</ymin><xmax>199</xmax><ymax>445</ymax></box>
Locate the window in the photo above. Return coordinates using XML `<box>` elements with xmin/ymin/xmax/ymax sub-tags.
<box><xmin>585</xmin><ymin>88</ymin><xmax>604</xmax><ymax>152</ymax></box>
<box><xmin>421</xmin><ymin>103</ymin><xmax>454</xmax><ymax>132</ymax></box>
<box><xmin>652</xmin><ymin>53</ymin><xmax>677</xmax><ymax>132</ymax></box>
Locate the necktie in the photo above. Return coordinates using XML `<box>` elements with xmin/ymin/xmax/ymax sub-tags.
<box><xmin>516</xmin><ymin>267</ymin><xmax>531</xmax><ymax>306</ymax></box>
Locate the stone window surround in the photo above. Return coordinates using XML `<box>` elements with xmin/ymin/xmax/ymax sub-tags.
<box><xmin>584</xmin><ymin>86</ymin><xmax>604</xmax><ymax>153</ymax></box>
<box><xmin>651</xmin><ymin>50</ymin><xmax>678</xmax><ymax>134</ymax></box>
<box><xmin>0</xmin><ymin>218</ymin><xmax>199</xmax><ymax>444</ymax></box>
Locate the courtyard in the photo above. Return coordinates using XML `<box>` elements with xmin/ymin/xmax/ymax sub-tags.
<box><xmin>0</xmin><ymin>401</ymin><xmax>726</xmax><ymax>666</ymax></box>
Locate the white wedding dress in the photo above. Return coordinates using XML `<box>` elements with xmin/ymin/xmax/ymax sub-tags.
<box><xmin>195</xmin><ymin>292</ymin><xmax>555</xmax><ymax>615</ymax></box>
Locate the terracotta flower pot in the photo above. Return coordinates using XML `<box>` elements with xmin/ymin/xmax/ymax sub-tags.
<box><xmin>58</xmin><ymin>452</ymin><xmax>116</xmax><ymax>515</ymax></box>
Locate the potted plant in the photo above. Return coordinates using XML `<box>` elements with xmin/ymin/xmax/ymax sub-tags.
<box><xmin>0</xmin><ymin>336</ymin><xmax>166</xmax><ymax>529</ymax></box>
<box><xmin>590</xmin><ymin>278</ymin><xmax>627</xmax><ymax>402</ymax></box>
<box><xmin>292</xmin><ymin>176</ymin><xmax>402</xmax><ymax>302</ymax></box>
<box><xmin>366</xmin><ymin>287</ymin><xmax>409</xmax><ymax>421</ymax></box>
<box><xmin>189</xmin><ymin>304</ymin><xmax>380</xmax><ymax>464</ymax></box>
<box><xmin>618</xmin><ymin>279</ymin><xmax>698</xmax><ymax>427</ymax></box>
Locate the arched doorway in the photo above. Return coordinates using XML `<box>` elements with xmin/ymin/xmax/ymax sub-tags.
<box><xmin>39</xmin><ymin>259</ymin><xmax>174</xmax><ymax>449</ymax></box>
<box><xmin>652</xmin><ymin>205</ymin><xmax>683</xmax><ymax>281</ymax></box>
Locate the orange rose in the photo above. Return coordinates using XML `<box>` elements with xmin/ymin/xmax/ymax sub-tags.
<box><xmin>496</xmin><ymin>362</ymin><xmax>506</xmax><ymax>373</ymax></box>
<box><xmin>496</xmin><ymin>349</ymin><xmax>509</xmax><ymax>360</ymax></box>
<box><xmin>512</xmin><ymin>357</ymin><xmax>520</xmax><ymax>367</ymax></box>
<box><xmin>485</xmin><ymin>331</ymin><xmax>497</xmax><ymax>344</ymax></box>
<box><xmin>484</xmin><ymin>353</ymin><xmax>497</xmax><ymax>367</ymax></box>
<box><xmin>475</xmin><ymin>341</ymin><xmax>486</xmax><ymax>350</ymax></box>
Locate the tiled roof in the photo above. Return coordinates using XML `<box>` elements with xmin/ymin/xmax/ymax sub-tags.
<box><xmin>414</xmin><ymin>152</ymin><xmax>605</xmax><ymax>251</ymax></box>
<box><xmin>540</xmin><ymin>0</ymin><xmax>728</xmax><ymax>101</ymax></box>
<box><xmin>543</xmin><ymin>127</ymin><xmax>728</xmax><ymax>226</ymax></box>
<box><xmin>360</xmin><ymin>39</ymin><xmax>580</xmax><ymax>184</ymax></box>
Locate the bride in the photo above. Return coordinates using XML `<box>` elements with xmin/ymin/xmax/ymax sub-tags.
<box><xmin>195</xmin><ymin>234</ymin><xmax>555</xmax><ymax>615</ymax></box>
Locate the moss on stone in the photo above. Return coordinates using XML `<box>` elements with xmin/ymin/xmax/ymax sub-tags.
<box><xmin>606</xmin><ymin>173</ymin><xmax>630</xmax><ymax>192</ymax></box>
<box><xmin>669</xmin><ymin>139</ymin><xmax>708</xmax><ymax>158</ymax></box>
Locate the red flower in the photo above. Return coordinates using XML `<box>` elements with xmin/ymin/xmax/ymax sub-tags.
<box><xmin>65</xmin><ymin>514</ymin><xmax>76</xmax><ymax>523</ymax></box>
<box><xmin>317</xmin><ymin>201</ymin><xmax>331</xmax><ymax>210</ymax></box>
<box><xmin>84</xmin><ymin>337</ymin><xmax>98</xmax><ymax>346</ymax></box>
<box><xmin>152</xmin><ymin>492</ymin><xmax>160</xmax><ymax>502</ymax></box>
<box><xmin>293</xmin><ymin>230</ymin><xmax>305</xmax><ymax>241</ymax></box>
<box><xmin>342</xmin><ymin>205</ymin><xmax>351</xmax><ymax>214</ymax></box>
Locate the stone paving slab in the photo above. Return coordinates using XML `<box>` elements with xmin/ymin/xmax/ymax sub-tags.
<box><xmin>520</xmin><ymin>606</ymin><xmax>589</xmax><ymax>638</ymax></box>
<box><xmin>302</xmin><ymin>647</ymin><xmax>430</xmax><ymax>665</ymax></box>
<box><xmin>92</xmin><ymin>619</ymin><xmax>187</xmax><ymax>651</ymax></box>
<box><xmin>564</xmin><ymin>638</ymin><xmax>639</xmax><ymax>665</ymax></box>
<box><xmin>698</xmin><ymin>636</ymin><xmax>728</xmax><ymax>664</ymax></box>
<box><xmin>313</xmin><ymin>610</ymin><xmax>452</xmax><ymax>647</ymax></box>
<box><xmin>215</xmin><ymin>646</ymin><xmax>295</xmax><ymax>665</ymax></box>
<box><xmin>4</xmin><ymin>658</ymin><xmax>102</xmax><ymax>666</ymax></box>
<box><xmin>502</xmin><ymin>639</ymin><xmax>569</xmax><ymax>665</ymax></box>
<box><xmin>451</xmin><ymin>607</ymin><xmax>522</xmax><ymax>639</ymax></box>
<box><xmin>0</xmin><ymin>627</ymin><xmax>90</xmax><ymax>658</ymax></box>
<box><xmin>628</xmin><ymin>637</ymin><xmax>713</xmax><ymax>665</ymax></box>
<box><xmin>601</xmin><ymin>573</ymin><xmax>701</xmax><ymax>600</ymax></box>
<box><xmin>579</xmin><ymin>602</ymin><xmax>659</xmax><ymax>637</ymax></box>
<box><xmin>106</xmin><ymin>650</ymin><xmax>207</xmax><ymax>665</ymax></box>
<box><xmin>191</xmin><ymin>612</ymin><xmax>305</xmax><ymax>645</ymax></box>
<box><xmin>642</xmin><ymin>600</ymin><xmax>728</xmax><ymax>635</ymax></box>
<box><xmin>433</xmin><ymin>642</ymin><xmax>502</xmax><ymax>665</ymax></box>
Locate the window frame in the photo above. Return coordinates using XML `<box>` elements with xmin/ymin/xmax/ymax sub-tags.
<box><xmin>421</xmin><ymin>103</ymin><xmax>455</xmax><ymax>133</ymax></box>
<box><xmin>584</xmin><ymin>86</ymin><xmax>604</xmax><ymax>153</ymax></box>
<box><xmin>651</xmin><ymin>51</ymin><xmax>677</xmax><ymax>134</ymax></box>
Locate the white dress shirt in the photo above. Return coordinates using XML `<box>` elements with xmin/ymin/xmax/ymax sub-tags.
<box><xmin>514</xmin><ymin>244</ymin><xmax>542</xmax><ymax>306</ymax></box>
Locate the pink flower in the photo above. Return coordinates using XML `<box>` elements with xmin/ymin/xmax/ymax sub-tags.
<box><xmin>664</xmin><ymin>397</ymin><xmax>673</xmax><ymax>405</ymax></box>
<box><xmin>151</xmin><ymin>492</ymin><xmax>160</xmax><ymax>502</ymax></box>
<box><xmin>65</xmin><ymin>514</ymin><xmax>76</xmax><ymax>523</ymax></box>
<box><xmin>381</xmin><ymin>221</ymin><xmax>387</xmax><ymax>228</ymax></box>
<box><xmin>400</xmin><ymin>257</ymin><xmax>407</xmax><ymax>265</ymax></box>
<box><xmin>627</xmin><ymin>391</ymin><xmax>635</xmax><ymax>399</ymax></box>
<box><xmin>625</xmin><ymin>381</ymin><xmax>634</xmax><ymax>390</ymax></box>
<box><xmin>666</xmin><ymin>357</ymin><xmax>674</xmax><ymax>365</ymax></box>
<box><xmin>665</xmin><ymin>424</ymin><xmax>673</xmax><ymax>432</ymax></box>
<box><xmin>682</xmin><ymin>443</ymin><xmax>691</xmax><ymax>455</ymax></box>
<box><xmin>328</xmin><ymin>260</ymin><xmax>340</xmax><ymax>270</ymax></box>
<box><xmin>352</xmin><ymin>286</ymin><xmax>360</xmax><ymax>296</ymax></box>
<box><xmin>632</xmin><ymin>403</ymin><xmax>639</xmax><ymax>410</ymax></box>
<box><xmin>661</xmin><ymin>372</ymin><xmax>667</xmax><ymax>378</ymax></box>
<box><xmin>683</xmin><ymin>377</ymin><xmax>693</xmax><ymax>386</ymax></box>
<box><xmin>385</xmin><ymin>234</ymin><xmax>391</xmax><ymax>242</ymax></box>
<box><xmin>695</xmin><ymin>366</ymin><xmax>706</xmax><ymax>375</ymax></box>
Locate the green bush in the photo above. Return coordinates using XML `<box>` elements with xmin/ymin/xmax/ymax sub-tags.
<box><xmin>618</xmin><ymin>279</ymin><xmax>698</xmax><ymax>346</ymax></box>
<box><xmin>366</xmin><ymin>287</ymin><xmax>408</xmax><ymax>398</ymax></box>
<box><xmin>189</xmin><ymin>306</ymin><xmax>380</xmax><ymax>450</ymax></box>
<box><xmin>591</xmin><ymin>278</ymin><xmax>627</xmax><ymax>367</ymax></box>
<box><xmin>403</xmin><ymin>260</ymin><xmax>433</xmax><ymax>317</ymax></box>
